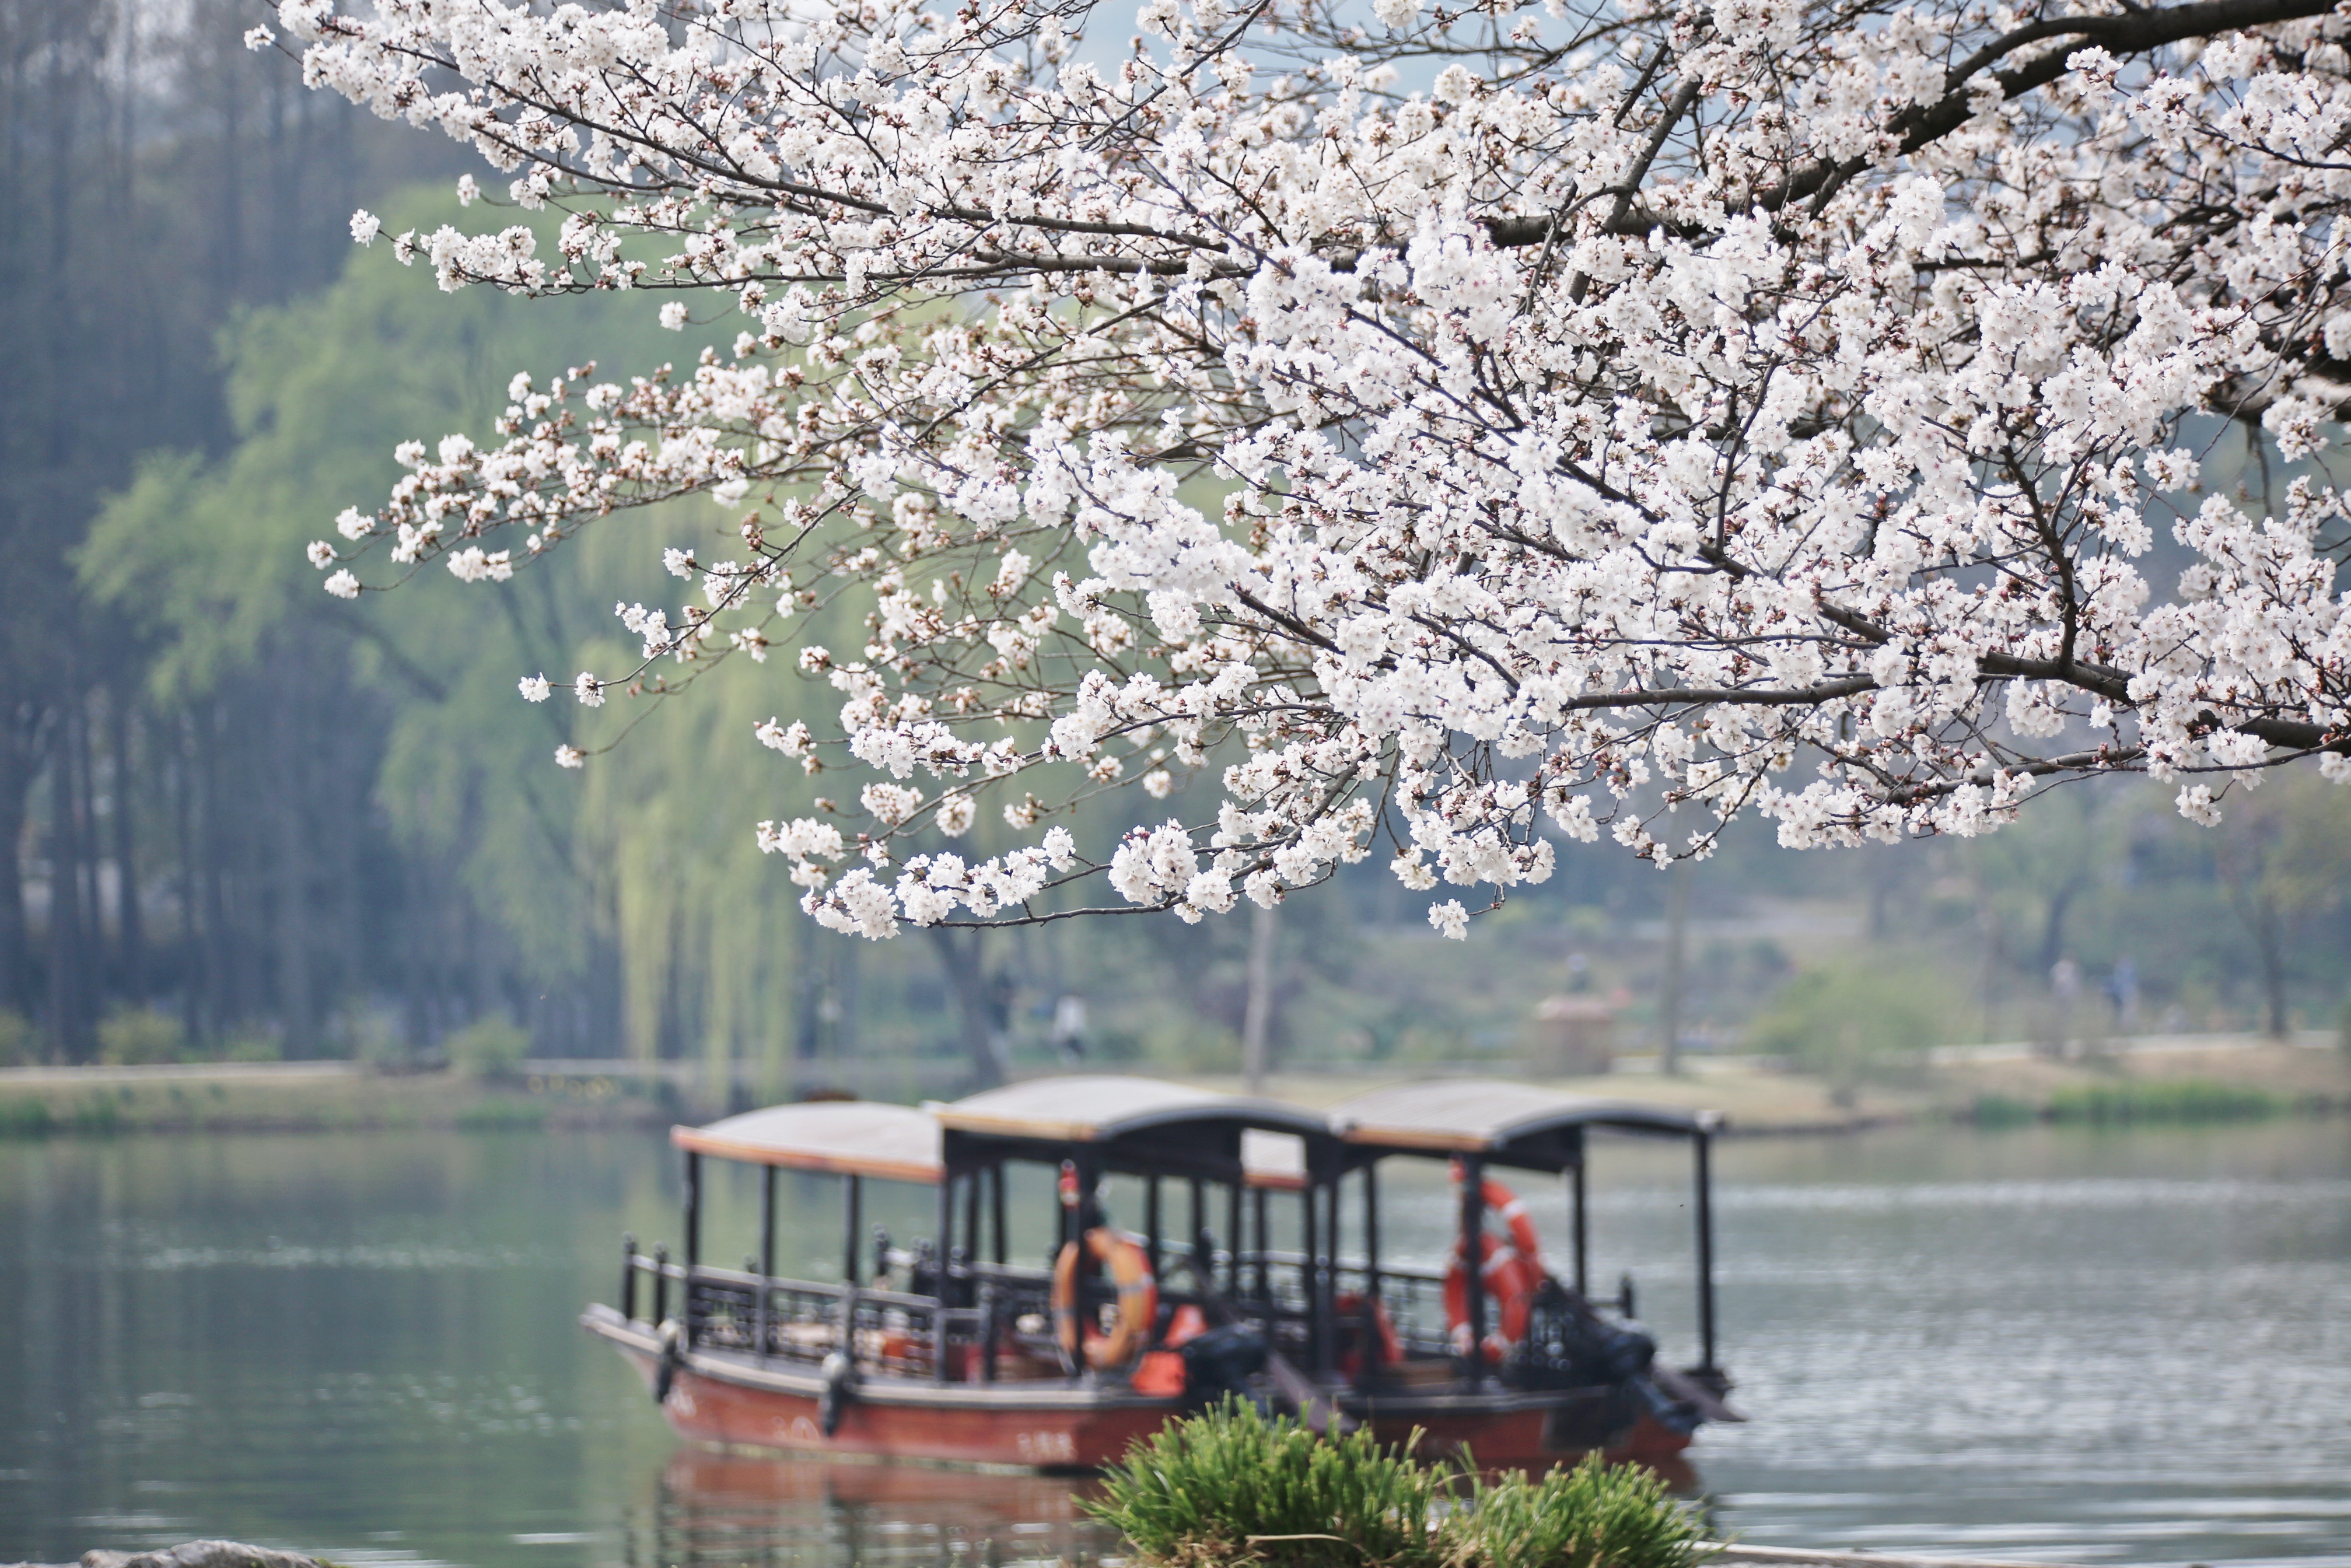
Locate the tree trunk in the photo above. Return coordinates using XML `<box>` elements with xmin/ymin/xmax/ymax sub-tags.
<box><xmin>273</xmin><ymin>706</ymin><xmax>315</xmax><ymax>1056</ymax></box>
<box><xmin>2253</xmin><ymin>897</ymin><xmax>2289</xmax><ymax>1040</ymax></box>
<box><xmin>199</xmin><ymin>703</ymin><xmax>239</xmax><ymax>1035</ymax></box>
<box><xmin>0</xmin><ymin>711</ymin><xmax>39</xmax><ymax>1017</ymax></box>
<box><xmin>1660</xmin><ymin>860</ymin><xmax>1689</xmax><ymax>1074</ymax></box>
<box><xmin>109</xmin><ymin>687</ymin><xmax>143</xmax><ymax>1000</ymax></box>
<box><xmin>2037</xmin><ymin>878</ymin><xmax>2083</xmax><ymax>979</ymax></box>
<box><xmin>168</xmin><ymin>713</ymin><xmax>205</xmax><ymax>1050</ymax></box>
<box><xmin>46</xmin><ymin>699</ymin><xmax>93</xmax><ymax>1062</ymax></box>
<box><xmin>1241</xmin><ymin>900</ymin><xmax>1278</xmax><ymax>1093</ymax></box>
<box><xmin>72</xmin><ymin>682</ymin><xmax>103</xmax><ymax>984</ymax></box>
<box><xmin>929</xmin><ymin>927</ymin><xmax>1005</xmax><ymax>1088</ymax></box>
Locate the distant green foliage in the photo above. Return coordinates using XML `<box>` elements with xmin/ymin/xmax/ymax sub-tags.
<box><xmin>1746</xmin><ymin>955</ymin><xmax>1959</xmax><ymax>1090</ymax></box>
<box><xmin>1089</xmin><ymin>1403</ymin><xmax>1710</xmax><ymax>1568</ymax></box>
<box><xmin>446</xmin><ymin>1016</ymin><xmax>530</xmax><ymax>1082</ymax></box>
<box><xmin>455</xmin><ymin>1098</ymin><xmax>548</xmax><ymax>1130</ymax></box>
<box><xmin>224</xmin><ymin>1034</ymin><xmax>284</xmax><ymax>1063</ymax></box>
<box><xmin>0</xmin><ymin>1010</ymin><xmax>34</xmax><ymax>1067</ymax></box>
<box><xmin>2044</xmin><ymin>1080</ymin><xmax>2279</xmax><ymax>1124</ymax></box>
<box><xmin>1964</xmin><ymin>1094</ymin><xmax>2037</xmax><ymax>1128</ymax></box>
<box><xmin>97</xmin><ymin>1007</ymin><xmax>186</xmax><ymax>1065</ymax></box>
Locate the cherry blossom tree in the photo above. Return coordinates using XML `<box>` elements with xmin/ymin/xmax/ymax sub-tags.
<box><xmin>271</xmin><ymin>0</ymin><xmax>2351</xmax><ymax>942</ymax></box>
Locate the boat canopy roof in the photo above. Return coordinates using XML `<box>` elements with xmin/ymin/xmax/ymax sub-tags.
<box><xmin>936</xmin><ymin>1075</ymin><xmax>1338</xmax><ymax>1183</ymax></box>
<box><xmin>1328</xmin><ymin>1079</ymin><xmax>1722</xmax><ymax>1172</ymax></box>
<box><xmin>937</xmin><ymin>1075</ymin><xmax>1330</xmax><ymax>1142</ymax></box>
<box><xmin>1241</xmin><ymin>1129</ymin><xmax>1308</xmax><ymax>1191</ymax></box>
<box><xmin>672</xmin><ymin>1100</ymin><xmax>943</xmax><ymax>1184</ymax></box>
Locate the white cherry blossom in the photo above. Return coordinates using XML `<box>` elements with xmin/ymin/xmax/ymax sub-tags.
<box><xmin>282</xmin><ymin>0</ymin><xmax>2351</xmax><ymax>938</ymax></box>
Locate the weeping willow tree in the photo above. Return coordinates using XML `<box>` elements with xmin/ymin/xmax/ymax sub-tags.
<box><xmin>82</xmin><ymin>186</ymin><xmax>838</xmax><ymax>1077</ymax></box>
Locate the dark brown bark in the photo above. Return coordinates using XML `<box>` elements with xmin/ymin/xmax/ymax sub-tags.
<box><xmin>928</xmin><ymin>926</ymin><xmax>1006</xmax><ymax>1088</ymax></box>
<box><xmin>46</xmin><ymin>696</ymin><xmax>93</xmax><ymax>1061</ymax></box>
<box><xmin>108</xmin><ymin>684</ymin><xmax>142</xmax><ymax>1000</ymax></box>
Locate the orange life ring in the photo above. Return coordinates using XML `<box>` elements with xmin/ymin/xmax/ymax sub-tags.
<box><xmin>1442</xmin><ymin>1172</ymin><xmax>1547</xmax><ymax>1362</ymax></box>
<box><xmin>1051</xmin><ymin>1227</ymin><xmax>1159</xmax><ymax>1371</ymax></box>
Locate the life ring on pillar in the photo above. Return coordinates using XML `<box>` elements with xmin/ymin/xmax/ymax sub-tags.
<box><xmin>1444</xmin><ymin>1234</ymin><xmax>1542</xmax><ymax>1360</ymax></box>
<box><xmin>1443</xmin><ymin>1171</ymin><xmax>1546</xmax><ymax>1362</ymax></box>
<box><xmin>1052</xmin><ymin>1227</ymin><xmax>1160</xmax><ymax>1372</ymax></box>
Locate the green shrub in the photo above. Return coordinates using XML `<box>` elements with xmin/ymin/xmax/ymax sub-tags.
<box><xmin>225</xmin><ymin>1033</ymin><xmax>284</xmax><ymax>1063</ymax></box>
<box><xmin>1746</xmin><ymin>955</ymin><xmax>1959</xmax><ymax>1093</ymax></box>
<box><xmin>456</xmin><ymin>1098</ymin><xmax>547</xmax><ymax>1130</ymax></box>
<box><xmin>97</xmin><ymin>1007</ymin><xmax>184</xmax><ymax>1066</ymax></box>
<box><xmin>1088</xmin><ymin>1403</ymin><xmax>1710</xmax><ymax>1568</ymax></box>
<box><xmin>1090</xmin><ymin>1401</ymin><xmax>1444</xmax><ymax>1568</ymax></box>
<box><xmin>0</xmin><ymin>1098</ymin><xmax>53</xmax><ymax>1136</ymax></box>
<box><xmin>1446</xmin><ymin>1454</ymin><xmax>1712</xmax><ymax>1568</ymax></box>
<box><xmin>1964</xmin><ymin>1094</ymin><xmax>2037</xmax><ymax>1128</ymax></box>
<box><xmin>445</xmin><ymin>1015</ymin><xmax>530</xmax><ymax>1082</ymax></box>
<box><xmin>0</xmin><ymin>1010</ymin><xmax>34</xmax><ymax>1067</ymax></box>
<box><xmin>2044</xmin><ymin>1079</ymin><xmax>2277</xmax><ymax>1124</ymax></box>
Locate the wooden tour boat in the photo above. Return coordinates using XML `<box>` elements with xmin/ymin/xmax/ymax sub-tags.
<box><xmin>581</xmin><ymin>1074</ymin><xmax>1740</xmax><ymax>1471</ymax></box>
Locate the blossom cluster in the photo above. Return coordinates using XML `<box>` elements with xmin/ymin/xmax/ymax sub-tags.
<box><xmin>280</xmin><ymin>0</ymin><xmax>2351</xmax><ymax>937</ymax></box>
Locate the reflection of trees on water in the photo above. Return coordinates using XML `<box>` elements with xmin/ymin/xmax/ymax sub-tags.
<box><xmin>624</xmin><ymin>1450</ymin><xmax>1117</xmax><ymax>1568</ymax></box>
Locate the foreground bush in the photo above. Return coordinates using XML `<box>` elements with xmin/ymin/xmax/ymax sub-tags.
<box><xmin>1089</xmin><ymin>1403</ymin><xmax>1711</xmax><ymax>1568</ymax></box>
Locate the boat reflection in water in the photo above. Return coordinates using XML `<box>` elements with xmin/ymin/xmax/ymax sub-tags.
<box><xmin>634</xmin><ymin>1447</ymin><xmax>1114</xmax><ymax>1568</ymax></box>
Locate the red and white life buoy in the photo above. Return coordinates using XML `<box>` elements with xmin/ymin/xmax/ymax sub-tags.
<box><xmin>1051</xmin><ymin>1226</ymin><xmax>1160</xmax><ymax>1372</ymax></box>
<box><xmin>1442</xmin><ymin>1170</ymin><xmax>1547</xmax><ymax>1362</ymax></box>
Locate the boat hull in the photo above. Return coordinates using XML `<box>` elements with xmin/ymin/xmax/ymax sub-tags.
<box><xmin>585</xmin><ymin>1306</ymin><xmax>1698</xmax><ymax>1473</ymax></box>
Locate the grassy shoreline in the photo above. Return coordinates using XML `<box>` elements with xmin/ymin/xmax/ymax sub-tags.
<box><xmin>0</xmin><ymin>1062</ymin><xmax>670</xmax><ymax>1137</ymax></box>
<box><xmin>0</xmin><ymin>1037</ymin><xmax>2343</xmax><ymax>1139</ymax></box>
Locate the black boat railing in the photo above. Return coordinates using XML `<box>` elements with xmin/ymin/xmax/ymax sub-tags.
<box><xmin>622</xmin><ymin>1248</ymin><xmax>1058</xmax><ymax>1382</ymax></box>
<box><xmin>618</xmin><ymin>1241</ymin><xmax>1636</xmax><ymax>1387</ymax></box>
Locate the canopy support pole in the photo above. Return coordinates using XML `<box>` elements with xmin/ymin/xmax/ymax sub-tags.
<box><xmin>1458</xmin><ymin>1154</ymin><xmax>1486</xmax><ymax>1380</ymax></box>
<box><xmin>1570</xmin><ymin>1158</ymin><xmax>1589</xmax><ymax>1298</ymax></box>
<box><xmin>757</xmin><ymin>1165</ymin><xmax>776</xmax><ymax>1361</ymax></box>
<box><xmin>1189</xmin><ymin>1177</ymin><xmax>1207</xmax><ymax>1277</ymax></box>
<box><xmin>1694</xmin><ymin>1130</ymin><xmax>1717</xmax><ymax>1372</ymax></box>
<box><xmin>963</xmin><ymin>1166</ymin><xmax>982</xmax><ymax>1290</ymax></box>
<box><xmin>844</xmin><ymin>1172</ymin><xmax>863</xmax><ymax>1283</ymax></box>
<box><xmin>934</xmin><ymin>1166</ymin><xmax>955</xmax><ymax>1298</ymax></box>
<box><xmin>990</xmin><ymin>1161</ymin><xmax>1007</xmax><ymax>1265</ymax></box>
<box><xmin>842</xmin><ymin>1172</ymin><xmax>864</xmax><ymax>1369</ymax></box>
<box><xmin>1145</xmin><ymin>1174</ymin><xmax>1163</xmax><ymax>1282</ymax></box>
<box><xmin>1251</xmin><ymin>1186</ymin><xmax>1271</xmax><ymax>1306</ymax></box>
<box><xmin>1301</xmin><ymin>1181</ymin><xmax>1322</xmax><ymax>1374</ymax></box>
<box><xmin>1227</xmin><ymin>1180</ymin><xmax>1245</xmax><ymax>1298</ymax></box>
<box><xmin>683</xmin><ymin>1152</ymin><xmax>702</xmax><ymax>1349</ymax></box>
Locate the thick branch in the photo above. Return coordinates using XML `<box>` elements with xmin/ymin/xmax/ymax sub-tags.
<box><xmin>1484</xmin><ymin>0</ymin><xmax>2343</xmax><ymax>247</ymax></box>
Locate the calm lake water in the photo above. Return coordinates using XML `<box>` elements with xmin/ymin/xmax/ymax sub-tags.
<box><xmin>1</xmin><ymin>1116</ymin><xmax>2346</xmax><ymax>1568</ymax></box>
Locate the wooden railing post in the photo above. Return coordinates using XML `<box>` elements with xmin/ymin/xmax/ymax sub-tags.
<box><xmin>978</xmin><ymin>1279</ymin><xmax>999</xmax><ymax>1384</ymax></box>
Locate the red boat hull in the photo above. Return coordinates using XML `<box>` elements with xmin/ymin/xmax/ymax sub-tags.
<box><xmin>587</xmin><ymin>1307</ymin><xmax>1698</xmax><ymax>1474</ymax></box>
